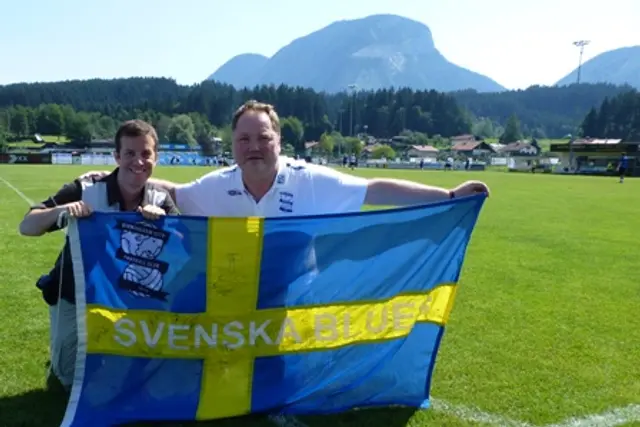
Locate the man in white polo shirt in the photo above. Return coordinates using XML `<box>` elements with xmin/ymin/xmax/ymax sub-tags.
<box><xmin>172</xmin><ymin>151</ymin><xmax>370</xmax><ymax>217</ymax></box>
<box><xmin>144</xmin><ymin>100</ymin><xmax>489</xmax><ymax>216</ymax></box>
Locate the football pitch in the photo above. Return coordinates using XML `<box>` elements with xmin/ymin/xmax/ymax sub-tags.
<box><xmin>0</xmin><ymin>164</ymin><xmax>638</xmax><ymax>427</ymax></box>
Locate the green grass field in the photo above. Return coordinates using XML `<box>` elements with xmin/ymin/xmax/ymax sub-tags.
<box><xmin>0</xmin><ymin>165</ymin><xmax>638</xmax><ymax>427</ymax></box>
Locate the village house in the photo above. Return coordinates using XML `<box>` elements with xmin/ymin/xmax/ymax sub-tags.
<box><xmin>406</xmin><ymin>145</ymin><xmax>439</xmax><ymax>159</ymax></box>
<box><xmin>304</xmin><ymin>141</ymin><xmax>319</xmax><ymax>156</ymax></box>
<box><xmin>500</xmin><ymin>140</ymin><xmax>545</xmax><ymax>172</ymax></box>
<box><xmin>451</xmin><ymin>139</ymin><xmax>495</xmax><ymax>156</ymax></box>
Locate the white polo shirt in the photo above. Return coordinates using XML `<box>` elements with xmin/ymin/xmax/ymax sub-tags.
<box><xmin>175</xmin><ymin>157</ymin><xmax>369</xmax><ymax>217</ymax></box>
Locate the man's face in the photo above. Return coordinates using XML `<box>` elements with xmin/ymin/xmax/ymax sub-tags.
<box><xmin>232</xmin><ymin>111</ymin><xmax>281</xmax><ymax>176</ymax></box>
<box><xmin>114</xmin><ymin>134</ymin><xmax>157</xmax><ymax>188</ymax></box>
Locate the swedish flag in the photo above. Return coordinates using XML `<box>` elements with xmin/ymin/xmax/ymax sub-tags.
<box><xmin>61</xmin><ymin>194</ymin><xmax>486</xmax><ymax>426</ymax></box>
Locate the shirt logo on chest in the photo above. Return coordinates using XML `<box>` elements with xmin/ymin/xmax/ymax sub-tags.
<box><xmin>278</xmin><ymin>191</ymin><xmax>294</xmax><ymax>213</ymax></box>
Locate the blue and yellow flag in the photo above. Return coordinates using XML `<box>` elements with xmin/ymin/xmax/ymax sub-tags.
<box><xmin>61</xmin><ymin>194</ymin><xmax>486</xmax><ymax>427</ymax></box>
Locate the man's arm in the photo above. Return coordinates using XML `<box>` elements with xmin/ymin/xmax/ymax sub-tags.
<box><xmin>364</xmin><ymin>178</ymin><xmax>489</xmax><ymax>206</ymax></box>
<box><xmin>159</xmin><ymin>189</ymin><xmax>181</xmax><ymax>215</ymax></box>
<box><xmin>147</xmin><ymin>178</ymin><xmax>179</xmax><ymax>202</ymax></box>
<box><xmin>19</xmin><ymin>180</ymin><xmax>83</xmax><ymax>236</ymax></box>
<box><xmin>149</xmin><ymin>177</ymin><xmax>208</xmax><ymax>215</ymax></box>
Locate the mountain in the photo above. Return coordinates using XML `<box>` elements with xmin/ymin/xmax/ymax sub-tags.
<box><xmin>208</xmin><ymin>53</ymin><xmax>268</xmax><ymax>88</ymax></box>
<box><xmin>207</xmin><ymin>14</ymin><xmax>506</xmax><ymax>93</ymax></box>
<box><xmin>555</xmin><ymin>46</ymin><xmax>640</xmax><ymax>89</ymax></box>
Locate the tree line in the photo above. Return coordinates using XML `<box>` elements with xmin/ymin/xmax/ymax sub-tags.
<box><xmin>0</xmin><ymin>102</ymin><xmax>403</xmax><ymax>158</ymax></box>
<box><xmin>452</xmin><ymin>83</ymin><xmax>634</xmax><ymax>139</ymax></box>
<box><xmin>0</xmin><ymin>77</ymin><xmax>638</xmax><ymax>153</ymax></box>
<box><xmin>0</xmin><ymin>79</ymin><xmax>474</xmax><ymax>153</ymax></box>
<box><xmin>580</xmin><ymin>90</ymin><xmax>640</xmax><ymax>141</ymax></box>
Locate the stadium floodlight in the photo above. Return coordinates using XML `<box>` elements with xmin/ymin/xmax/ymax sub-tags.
<box><xmin>568</xmin><ymin>40</ymin><xmax>590</xmax><ymax>172</ymax></box>
<box><xmin>572</xmin><ymin>40</ymin><xmax>590</xmax><ymax>84</ymax></box>
<box><xmin>347</xmin><ymin>84</ymin><xmax>358</xmax><ymax>137</ymax></box>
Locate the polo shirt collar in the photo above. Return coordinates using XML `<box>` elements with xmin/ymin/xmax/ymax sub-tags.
<box><xmin>104</xmin><ymin>167</ymin><xmax>150</xmax><ymax>209</ymax></box>
<box><xmin>233</xmin><ymin>157</ymin><xmax>289</xmax><ymax>193</ymax></box>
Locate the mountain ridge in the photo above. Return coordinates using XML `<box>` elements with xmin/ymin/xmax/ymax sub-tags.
<box><xmin>207</xmin><ymin>14</ymin><xmax>506</xmax><ymax>93</ymax></box>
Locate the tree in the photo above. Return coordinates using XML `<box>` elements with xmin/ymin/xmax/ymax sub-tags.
<box><xmin>344</xmin><ymin>137</ymin><xmax>363</xmax><ymax>156</ymax></box>
<box><xmin>36</xmin><ymin>104</ymin><xmax>65</xmax><ymax>135</ymax></box>
<box><xmin>330</xmin><ymin>131</ymin><xmax>345</xmax><ymax>155</ymax></box>
<box><xmin>282</xmin><ymin>143</ymin><xmax>296</xmax><ymax>156</ymax></box>
<box><xmin>65</xmin><ymin>112</ymin><xmax>93</xmax><ymax>142</ymax></box>
<box><xmin>580</xmin><ymin>91</ymin><xmax>640</xmax><ymax>141</ymax></box>
<box><xmin>499</xmin><ymin>114</ymin><xmax>523</xmax><ymax>144</ymax></box>
<box><xmin>188</xmin><ymin>112</ymin><xmax>216</xmax><ymax>145</ymax></box>
<box><xmin>0</xmin><ymin>120</ymin><xmax>7</xmax><ymax>152</ymax></box>
<box><xmin>9</xmin><ymin>106</ymin><xmax>30</xmax><ymax>137</ymax></box>
<box><xmin>219</xmin><ymin>125</ymin><xmax>233</xmax><ymax>153</ymax></box>
<box><xmin>400</xmin><ymin>130</ymin><xmax>430</xmax><ymax>146</ymax></box>
<box><xmin>318</xmin><ymin>132</ymin><xmax>335</xmax><ymax>156</ymax></box>
<box><xmin>94</xmin><ymin>115</ymin><xmax>116</xmax><ymax>139</ymax></box>
<box><xmin>581</xmin><ymin>107</ymin><xmax>599</xmax><ymax>138</ymax></box>
<box><xmin>154</xmin><ymin>115</ymin><xmax>173</xmax><ymax>142</ymax></box>
<box><xmin>167</xmin><ymin>114</ymin><xmax>197</xmax><ymax>146</ymax></box>
<box><xmin>472</xmin><ymin>117</ymin><xmax>497</xmax><ymax>138</ymax></box>
<box><xmin>280</xmin><ymin>117</ymin><xmax>305</xmax><ymax>153</ymax></box>
<box><xmin>371</xmin><ymin>144</ymin><xmax>395</xmax><ymax>159</ymax></box>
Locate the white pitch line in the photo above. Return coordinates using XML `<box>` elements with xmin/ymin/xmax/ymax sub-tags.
<box><xmin>431</xmin><ymin>398</ymin><xmax>532</xmax><ymax>427</ymax></box>
<box><xmin>0</xmin><ymin>175</ymin><xmax>34</xmax><ymax>205</ymax></box>
<box><xmin>545</xmin><ymin>404</ymin><xmax>640</xmax><ymax>427</ymax></box>
<box><xmin>431</xmin><ymin>399</ymin><xmax>640</xmax><ymax>427</ymax></box>
<box><xmin>266</xmin><ymin>398</ymin><xmax>526</xmax><ymax>427</ymax></box>
<box><xmin>432</xmin><ymin>399</ymin><xmax>640</xmax><ymax>427</ymax></box>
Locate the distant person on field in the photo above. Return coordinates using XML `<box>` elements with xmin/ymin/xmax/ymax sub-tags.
<box><xmin>618</xmin><ymin>153</ymin><xmax>629</xmax><ymax>183</ymax></box>
<box><xmin>349</xmin><ymin>153</ymin><xmax>357</xmax><ymax>170</ymax></box>
<box><xmin>76</xmin><ymin>100</ymin><xmax>490</xmax><ymax>218</ymax></box>
<box><xmin>18</xmin><ymin>120</ymin><xmax>179</xmax><ymax>392</ymax></box>
<box><xmin>444</xmin><ymin>156</ymin><xmax>453</xmax><ymax>171</ymax></box>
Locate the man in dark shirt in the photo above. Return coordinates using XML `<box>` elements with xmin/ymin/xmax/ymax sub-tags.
<box><xmin>19</xmin><ymin>119</ymin><xmax>179</xmax><ymax>391</ymax></box>
<box><xmin>618</xmin><ymin>153</ymin><xmax>629</xmax><ymax>183</ymax></box>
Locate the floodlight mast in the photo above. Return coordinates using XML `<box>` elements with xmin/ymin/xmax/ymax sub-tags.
<box><xmin>573</xmin><ymin>40</ymin><xmax>590</xmax><ymax>84</ymax></box>
<box><xmin>347</xmin><ymin>84</ymin><xmax>358</xmax><ymax>137</ymax></box>
<box><xmin>567</xmin><ymin>40</ymin><xmax>591</xmax><ymax>173</ymax></box>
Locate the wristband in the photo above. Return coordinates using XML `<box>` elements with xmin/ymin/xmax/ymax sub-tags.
<box><xmin>57</xmin><ymin>210</ymin><xmax>70</xmax><ymax>230</ymax></box>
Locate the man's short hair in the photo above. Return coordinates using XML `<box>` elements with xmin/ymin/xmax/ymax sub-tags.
<box><xmin>114</xmin><ymin>119</ymin><xmax>159</xmax><ymax>152</ymax></box>
<box><xmin>231</xmin><ymin>100</ymin><xmax>281</xmax><ymax>133</ymax></box>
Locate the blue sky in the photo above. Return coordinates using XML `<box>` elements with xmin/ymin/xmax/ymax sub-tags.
<box><xmin>1</xmin><ymin>0</ymin><xmax>639</xmax><ymax>90</ymax></box>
